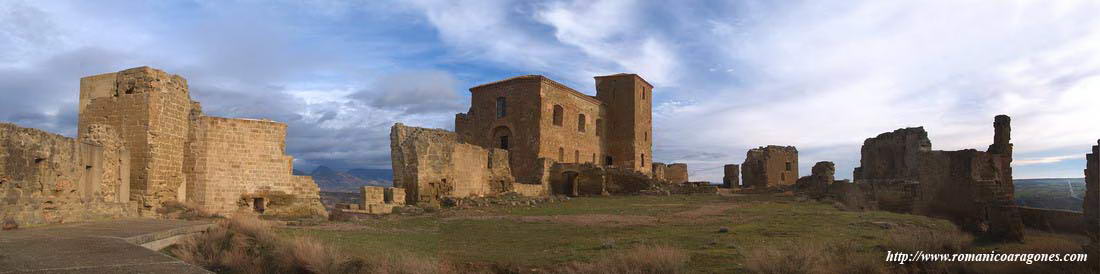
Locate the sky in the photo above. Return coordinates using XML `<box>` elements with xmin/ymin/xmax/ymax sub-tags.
<box><xmin>2</xmin><ymin>0</ymin><xmax>1100</xmax><ymax>182</ymax></box>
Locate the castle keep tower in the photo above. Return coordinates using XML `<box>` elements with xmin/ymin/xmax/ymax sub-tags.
<box><xmin>78</xmin><ymin>67</ymin><xmax>193</xmax><ymax>209</ymax></box>
<box><xmin>595</xmin><ymin>74</ymin><xmax>653</xmax><ymax>173</ymax></box>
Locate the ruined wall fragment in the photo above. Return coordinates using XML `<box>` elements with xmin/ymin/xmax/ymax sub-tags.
<box><xmin>391</xmin><ymin>123</ymin><xmax>518</xmax><ymax>206</ymax></box>
<box><xmin>851</xmin><ymin>115</ymin><xmax>1023</xmax><ymax>242</ymax></box>
<box><xmin>666</xmin><ymin>163</ymin><xmax>688</xmax><ymax>184</ymax></box>
<box><xmin>742</xmin><ymin>146</ymin><xmax>798</xmax><ymax>188</ymax></box>
<box><xmin>795</xmin><ymin>161</ymin><xmax>834</xmax><ymax>196</ymax></box>
<box><xmin>0</xmin><ymin>123</ymin><xmax>136</xmax><ymax>226</ymax></box>
<box><xmin>651</xmin><ymin>162</ymin><xmax>667</xmax><ymax>182</ymax></box>
<box><xmin>1085</xmin><ymin>140</ymin><xmax>1100</xmax><ymax>264</ymax></box>
<box><xmin>723</xmin><ymin>164</ymin><xmax>739</xmax><ymax>188</ymax></box>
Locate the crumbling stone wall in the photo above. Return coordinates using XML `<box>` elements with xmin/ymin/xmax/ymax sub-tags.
<box><xmin>1018</xmin><ymin>206</ymin><xmax>1086</xmax><ymax>234</ymax></box>
<box><xmin>742</xmin><ymin>146</ymin><xmax>798</xmax><ymax>188</ymax></box>
<box><xmin>77</xmin><ymin>66</ymin><xmax>324</xmax><ymax>217</ymax></box>
<box><xmin>651</xmin><ymin>162</ymin><xmax>667</xmax><ymax>182</ymax></box>
<box><xmin>391</xmin><ymin>123</ymin><xmax>518</xmax><ymax>206</ymax></box>
<box><xmin>454</xmin><ymin>74</ymin><xmax>654</xmax><ymax>183</ymax></box>
<box><xmin>79</xmin><ymin>67</ymin><xmax>192</xmax><ymax>210</ymax></box>
<box><xmin>0</xmin><ymin>123</ymin><xmax>136</xmax><ymax>226</ymax></box>
<box><xmin>185</xmin><ymin>117</ymin><xmax>324</xmax><ymax>216</ymax></box>
<box><xmin>723</xmin><ymin>164</ymin><xmax>739</xmax><ymax>188</ymax></box>
<box><xmin>666</xmin><ymin>163</ymin><xmax>688</xmax><ymax>184</ymax></box>
<box><xmin>795</xmin><ymin>161</ymin><xmax>834</xmax><ymax>196</ymax></box>
<box><xmin>1085</xmin><ymin>140</ymin><xmax>1100</xmax><ymax>264</ymax></box>
<box><xmin>851</xmin><ymin>115</ymin><xmax>1023</xmax><ymax>241</ymax></box>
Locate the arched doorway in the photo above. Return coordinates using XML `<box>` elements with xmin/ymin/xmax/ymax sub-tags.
<box><xmin>491</xmin><ymin>126</ymin><xmax>512</xmax><ymax>150</ymax></box>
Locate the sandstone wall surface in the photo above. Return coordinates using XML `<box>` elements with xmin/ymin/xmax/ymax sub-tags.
<box><xmin>0</xmin><ymin>123</ymin><xmax>136</xmax><ymax>226</ymax></box>
<box><xmin>851</xmin><ymin>115</ymin><xmax>1023</xmax><ymax>241</ymax></box>
<box><xmin>185</xmin><ymin>117</ymin><xmax>323</xmax><ymax>216</ymax></box>
<box><xmin>666</xmin><ymin>163</ymin><xmax>688</xmax><ymax>184</ymax></box>
<box><xmin>742</xmin><ymin>146</ymin><xmax>798</xmax><ymax>188</ymax></box>
<box><xmin>723</xmin><ymin>164</ymin><xmax>739</xmax><ymax>188</ymax></box>
<box><xmin>79</xmin><ymin>67</ymin><xmax>192</xmax><ymax>210</ymax></box>
<box><xmin>1018</xmin><ymin>206</ymin><xmax>1086</xmax><ymax>235</ymax></box>
<box><xmin>391</xmin><ymin>123</ymin><xmax>517</xmax><ymax>205</ymax></box>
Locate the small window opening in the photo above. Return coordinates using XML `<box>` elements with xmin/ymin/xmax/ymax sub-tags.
<box><xmin>553</xmin><ymin>105</ymin><xmax>564</xmax><ymax>126</ymax></box>
<box><xmin>785</xmin><ymin>162</ymin><xmax>792</xmax><ymax>171</ymax></box>
<box><xmin>253</xmin><ymin>198</ymin><xmax>265</xmax><ymax>213</ymax></box>
<box><xmin>578</xmin><ymin>114</ymin><xmax>586</xmax><ymax>132</ymax></box>
<box><xmin>496</xmin><ymin>97</ymin><xmax>506</xmax><ymax>118</ymax></box>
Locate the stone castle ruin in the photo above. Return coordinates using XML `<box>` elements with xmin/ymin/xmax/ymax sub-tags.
<box><xmin>1</xmin><ymin>66</ymin><xmax>324</xmax><ymax>226</ymax></box>
<box><xmin>741</xmin><ymin>145</ymin><xmax>799</xmax><ymax>188</ymax></box>
<box><xmin>848</xmin><ymin>115</ymin><xmax>1024</xmax><ymax>241</ymax></box>
<box><xmin>722</xmin><ymin>164</ymin><xmax>740</xmax><ymax>188</ymax></box>
<box><xmin>1084</xmin><ymin>141</ymin><xmax>1099</xmax><ymax>264</ymax></box>
<box><xmin>392</xmin><ymin>73</ymin><xmax>659</xmax><ymax>204</ymax></box>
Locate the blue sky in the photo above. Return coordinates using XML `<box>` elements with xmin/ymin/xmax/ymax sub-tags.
<box><xmin>2</xmin><ymin>0</ymin><xmax>1099</xmax><ymax>182</ymax></box>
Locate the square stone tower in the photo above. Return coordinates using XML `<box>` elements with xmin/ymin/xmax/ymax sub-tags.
<box><xmin>78</xmin><ymin>67</ymin><xmax>194</xmax><ymax>210</ymax></box>
<box><xmin>595</xmin><ymin>73</ymin><xmax>653</xmax><ymax>174</ymax></box>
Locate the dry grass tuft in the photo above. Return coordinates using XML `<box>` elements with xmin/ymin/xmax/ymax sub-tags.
<box><xmin>744</xmin><ymin>242</ymin><xmax>886</xmax><ymax>274</ymax></box>
<box><xmin>170</xmin><ymin>215</ymin><xmax>456</xmax><ymax>274</ymax></box>
<box><xmin>557</xmin><ymin>245</ymin><xmax>690</xmax><ymax>274</ymax></box>
<box><xmin>158</xmin><ymin>200</ymin><xmax>218</xmax><ymax>220</ymax></box>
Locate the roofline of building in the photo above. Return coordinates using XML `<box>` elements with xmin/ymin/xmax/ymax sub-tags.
<box><xmin>593</xmin><ymin>73</ymin><xmax>653</xmax><ymax>88</ymax></box>
<box><xmin>469</xmin><ymin>75</ymin><xmax>602</xmax><ymax>105</ymax></box>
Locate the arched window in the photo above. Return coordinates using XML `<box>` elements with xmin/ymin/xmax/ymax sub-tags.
<box><xmin>496</xmin><ymin>97</ymin><xmax>506</xmax><ymax>118</ymax></box>
<box><xmin>552</xmin><ymin>105</ymin><xmax>564</xmax><ymax>126</ymax></box>
<box><xmin>596</xmin><ymin>119</ymin><xmax>603</xmax><ymax>136</ymax></box>
<box><xmin>558</xmin><ymin>147</ymin><xmax>564</xmax><ymax>162</ymax></box>
<box><xmin>577</xmin><ymin>114</ymin><xmax>586</xmax><ymax>132</ymax></box>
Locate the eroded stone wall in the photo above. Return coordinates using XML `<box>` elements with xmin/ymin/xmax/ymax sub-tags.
<box><xmin>79</xmin><ymin>67</ymin><xmax>192</xmax><ymax>210</ymax></box>
<box><xmin>651</xmin><ymin>162</ymin><xmax>667</xmax><ymax>182</ymax></box>
<box><xmin>851</xmin><ymin>115</ymin><xmax>1023</xmax><ymax>241</ymax></box>
<box><xmin>795</xmin><ymin>161</ymin><xmax>834</xmax><ymax>196</ymax></box>
<box><xmin>742</xmin><ymin>146</ymin><xmax>798</xmax><ymax>188</ymax></box>
<box><xmin>185</xmin><ymin>117</ymin><xmax>324</xmax><ymax>216</ymax></box>
<box><xmin>0</xmin><ymin>123</ymin><xmax>136</xmax><ymax>226</ymax></box>
<box><xmin>1085</xmin><ymin>141</ymin><xmax>1100</xmax><ymax>263</ymax></box>
<box><xmin>723</xmin><ymin>164</ymin><xmax>739</xmax><ymax>188</ymax></box>
<box><xmin>391</xmin><ymin>123</ymin><xmax>519</xmax><ymax>206</ymax></box>
<box><xmin>666</xmin><ymin>163</ymin><xmax>688</xmax><ymax>184</ymax></box>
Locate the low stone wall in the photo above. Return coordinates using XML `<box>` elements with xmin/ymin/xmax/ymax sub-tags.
<box><xmin>666</xmin><ymin>163</ymin><xmax>688</xmax><ymax>184</ymax></box>
<box><xmin>1019</xmin><ymin>207</ymin><xmax>1086</xmax><ymax>235</ymax></box>
<box><xmin>0</xmin><ymin>123</ymin><xmax>137</xmax><ymax>226</ymax></box>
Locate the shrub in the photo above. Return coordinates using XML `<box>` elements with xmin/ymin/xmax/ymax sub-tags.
<box><xmin>170</xmin><ymin>216</ymin><xmax>453</xmax><ymax>274</ymax></box>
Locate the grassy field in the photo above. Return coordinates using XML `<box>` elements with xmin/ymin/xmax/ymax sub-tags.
<box><xmin>278</xmin><ymin>194</ymin><xmax>991</xmax><ymax>273</ymax></box>
<box><xmin>1014</xmin><ymin>178</ymin><xmax>1086</xmax><ymax>212</ymax></box>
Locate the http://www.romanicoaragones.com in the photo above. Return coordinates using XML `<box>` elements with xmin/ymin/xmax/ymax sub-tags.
<box><xmin>886</xmin><ymin>251</ymin><xmax>1088</xmax><ymax>265</ymax></box>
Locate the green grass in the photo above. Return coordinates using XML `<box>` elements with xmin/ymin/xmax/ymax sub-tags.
<box><xmin>279</xmin><ymin>194</ymin><xmax>977</xmax><ymax>273</ymax></box>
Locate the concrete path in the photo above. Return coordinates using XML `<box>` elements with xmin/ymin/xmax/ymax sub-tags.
<box><xmin>0</xmin><ymin>219</ymin><xmax>215</xmax><ymax>273</ymax></box>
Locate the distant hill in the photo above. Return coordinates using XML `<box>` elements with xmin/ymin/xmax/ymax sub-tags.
<box><xmin>306</xmin><ymin>166</ymin><xmax>392</xmax><ymax>192</ymax></box>
<box><xmin>1014</xmin><ymin>178</ymin><xmax>1085</xmax><ymax>212</ymax></box>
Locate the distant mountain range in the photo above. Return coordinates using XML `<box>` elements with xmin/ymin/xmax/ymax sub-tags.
<box><xmin>294</xmin><ymin>166</ymin><xmax>392</xmax><ymax>192</ymax></box>
<box><xmin>1014</xmin><ymin>178</ymin><xmax>1085</xmax><ymax>212</ymax></box>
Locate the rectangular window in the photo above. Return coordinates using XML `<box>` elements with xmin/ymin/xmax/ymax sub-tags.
<box><xmin>496</xmin><ymin>97</ymin><xmax>506</xmax><ymax>118</ymax></box>
<box><xmin>785</xmin><ymin>162</ymin><xmax>792</xmax><ymax>171</ymax></box>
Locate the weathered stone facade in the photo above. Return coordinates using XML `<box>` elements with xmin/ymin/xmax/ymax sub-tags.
<box><xmin>851</xmin><ymin>115</ymin><xmax>1023</xmax><ymax>241</ymax></box>
<box><xmin>795</xmin><ymin>161</ymin><xmax>834</xmax><ymax>196</ymax></box>
<box><xmin>454</xmin><ymin>74</ymin><xmax>654</xmax><ymax>183</ymax></box>
<box><xmin>722</xmin><ymin>164</ymin><xmax>739</xmax><ymax>188</ymax></box>
<box><xmin>185</xmin><ymin>116</ymin><xmax>324</xmax><ymax>216</ymax></box>
<box><xmin>390</xmin><ymin>123</ymin><xmax>521</xmax><ymax>206</ymax></box>
<box><xmin>651</xmin><ymin>162</ymin><xmax>667</xmax><ymax>182</ymax></box>
<box><xmin>741</xmin><ymin>146</ymin><xmax>798</xmax><ymax>188</ymax></box>
<box><xmin>1</xmin><ymin>123</ymin><xmax>137</xmax><ymax>226</ymax></box>
<box><xmin>1085</xmin><ymin>140</ymin><xmax>1100</xmax><ymax>265</ymax></box>
<box><xmin>666</xmin><ymin>163</ymin><xmax>688</xmax><ymax>184</ymax></box>
<box><xmin>77</xmin><ymin>66</ymin><xmax>323</xmax><ymax>217</ymax></box>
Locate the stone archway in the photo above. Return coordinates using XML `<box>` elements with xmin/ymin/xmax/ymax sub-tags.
<box><xmin>491</xmin><ymin>126</ymin><xmax>512</xmax><ymax>150</ymax></box>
